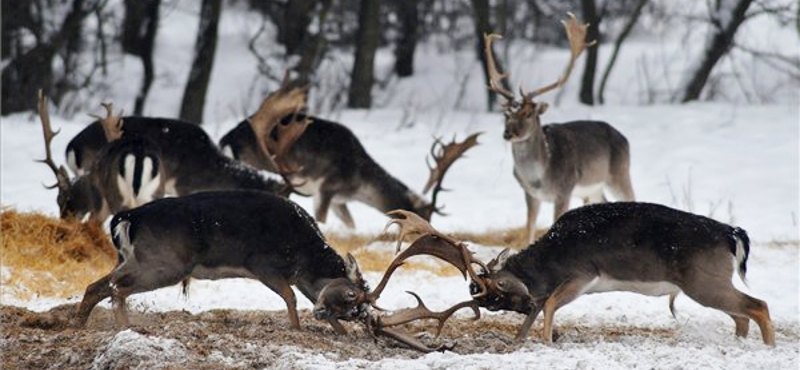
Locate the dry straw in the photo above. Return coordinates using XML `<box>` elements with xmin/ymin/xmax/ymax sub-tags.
<box><xmin>1</xmin><ymin>208</ymin><xmax>116</xmax><ymax>300</ymax></box>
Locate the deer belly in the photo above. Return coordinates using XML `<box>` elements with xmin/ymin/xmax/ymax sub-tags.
<box><xmin>190</xmin><ymin>265</ymin><xmax>258</xmax><ymax>280</ymax></box>
<box><xmin>291</xmin><ymin>176</ymin><xmax>323</xmax><ymax>197</ymax></box>
<box><xmin>585</xmin><ymin>275</ymin><xmax>681</xmax><ymax>297</ymax></box>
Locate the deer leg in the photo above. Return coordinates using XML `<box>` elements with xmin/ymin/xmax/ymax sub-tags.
<box><xmin>542</xmin><ymin>277</ymin><xmax>594</xmax><ymax>344</ymax></box>
<box><xmin>524</xmin><ymin>194</ymin><xmax>541</xmax><ymax>244</ymax></box>
<box><xmin>682</xmin><ymin>279</ymin><xmax>775</xmax><ymax>346</ymax></box>
<box><xmin>332</xmin><ymin>203</ymin><xmax>356</xmax><ymax>229</ymax></box>
<box><xmin>75</xmin><ymin>274</ymin><xmax>115</xmax><ymax>327</ymax></box>
<box><xmin>112</xmin><ymin>295</ymin><xmax>130</xmax><ymax>327</ymax></box>
<box><xmin>608</xmin><ymin>172</ymin><xmax>635</xmax><ymax>201</ymax></box>
<box><xmin>327</xmin><ymin>318</ymin><xmax>348</xmax><ymax>335</ymax></box>
<box><xmin>314</xmin><ymin>191</ymin><xmax>333</xmax><ymax>224</ymax></box>
<box><xmin>249</xmin><ymin>266</ymin><xmax>300</xmax><ymax>330</ymax></box>
<box><xmin>552</xmin><ymin>196</ymin><xmax>571</xmax><ymax>222</ymax></box>
<box><xmin>730</xmin><ymin>314</ymin><xmax>750</xmax><ymax>337</ymax></box>
<box><xmin>515</xmin><ymin>305</ymin><xmax>544</xmax><ymax>342</ymax></box>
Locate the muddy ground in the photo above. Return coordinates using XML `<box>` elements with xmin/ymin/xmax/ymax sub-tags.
<box><xmin>0</xmin><ymin>303</ymin><xmax>686</xmax><ymax>369</ymax></box>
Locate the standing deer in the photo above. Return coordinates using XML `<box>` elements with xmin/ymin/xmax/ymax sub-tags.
<box><xmin>485</xmin><ymin>14</ymin><xmax>635</xmax><ymax>243</ymax></box>
<box><xmin>220</xmin><ymin>115</ymin><xmax>480</xmax><ymax>228</ymax></box>
<box><xmin>37</xmin><ymin>91</ymin><xmax>165</xmax><ymax>223</ymax></box>
<box><xmin>384</xmin><ymin>204</ymin><xmax>775</xmax><ymax>346</ymax></box>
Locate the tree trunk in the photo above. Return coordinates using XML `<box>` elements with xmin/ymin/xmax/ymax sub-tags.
<box><xmin>470</xmin><ymin>0</ymin><xmax>512</xmax><ymax>111</ymax></box>
<box><xmin>179</xmin><ymin>0</ymin><xmax>222</xmax><ymax>124</ymax></box>
<box><xmin>597</xmin><ymin>0</ymin><xmax>648</xmax><ymax>105</ymax></box>
<box><xmin>675</xmin><ymin>0</ymin><xmax>754</xmax><ymax>103</ymax></box>
<box><xmin>578</xmin><ymin>0</ymin><xmax>600</xmax><ymax>106</ymax></box>
<box><xmin>290</xmin><ymin>0</ymin><xmax>333</xmax><ymax>89</ymax></box>
<box><xmin>278</xmin><ymin>0</ymin><xmax>317</xmax><ymax>56</ymax></box>
<box><xmin>347</xmin><ymin>0</ymin><xmax>383</xmax><ymax>109</ymax></box>
<box><xmin>123</xmin><ymin>0</ymin><xmax>161</xmax><ymax>115</ymax></box>
<box><xmin>393</xmin><ymin>0</ymin><xmax>418</xmax><ymax>78</ymax></box>
<box><xmin>1</xmin><ymin>0</ymin><xmax>97</xmax><ymax>115</ymax></box>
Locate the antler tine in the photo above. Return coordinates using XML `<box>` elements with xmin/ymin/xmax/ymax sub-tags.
<box><xmin>271</xmin><ymin>114</ymin><xmax>312</xmax><ymax>172</ymax></box>
<box><xmin>379</xmin><ymin>292</ymin><xmax>480</xmax><ymax>337</ymax></box>
<box><xmin>97</xmin><ymin>102</ymin><xmax>124</xmax><ymax>142</ymax></box>
<box><xmin>373</xmin><ymin>210</ymin><xmax>490</xmax><ymax>302</ymax></box>
<box><xmin>483</xmin><ymin>33</ymin><xmax>516</xmax><ymax>103</ymax></box>
<box><xmin>36</xmin><ymin>90</ymin><xmax>72</xmax><ymax>193</ymax></box>
<box><xmin>248</xmin><ymin>83</ymin><xmax>308</xmax><ymax>173</ymax></box>
<box><xmin>422</xmin><ymin>132</ymin><xmax>481</xmax><ymax>195</ymax></box>
<box><xmin>528</xmin><ymin>12</ymin><xmax>596</xmax><ymax>98</ymax></box>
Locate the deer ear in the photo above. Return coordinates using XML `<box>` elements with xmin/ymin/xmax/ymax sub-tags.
<box><xmin>537</xmin><ymin>102</ymin><xmax>549</xmax><ymax>115</ymax></box>
<box><xmin>344</xmin><ymin>253</ymin><xmax>363</xmax><ymax>283</ymax></box>
<box><xmin>488</xmin><ymin>248</ymin><xmax>513</xmax><ymax>273</ymax></box>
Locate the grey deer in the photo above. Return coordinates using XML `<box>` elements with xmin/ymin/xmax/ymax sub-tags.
<box><xmin>384</xmin><ymin>203</ymin><xmax>775</xmax><ymax>346</ymax></box>
<box><xmin>485</xmin><ymin>14</ymin><xmax>635</xmax><ymax>243</ymax></box>
<box><xmin>219</xmin><ymin>114</ymin><xmax>480</xmax><ymax>228</ymax></box>
<box><xmin>37</xmin><ymin>91</ymin><xmax>165</xmax><ymax>223</ymax></box>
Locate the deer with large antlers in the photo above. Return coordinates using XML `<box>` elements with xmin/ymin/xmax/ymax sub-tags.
<box><xmin>38</xmin><ymin>91</ymin><xmax>165</xmax><ymax>222</ymax></box>
<box><xmin>381</xmin><ymin>203</ymin><xmax>775</xmax><ymax>346</ymax></box>
<box><xmin>220</xmin><ymin>115</ymin><xmax>480</xmax><ymax>228</ymax></box>
<box><xmin>485</xmin><ymin>13</ymin><xmax>635</xmax><ymax>243</ymax></box>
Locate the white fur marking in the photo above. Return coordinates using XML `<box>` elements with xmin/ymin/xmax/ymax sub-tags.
<box><xmin>572</xmin><ymin>182</ymin><xmax>606</xmax><ymax>199</ymax></box>
<box><xmin>584</xmin><ymin>275</ymin><xmax>681</xmax><ymax>297</ymax></box>
<box><xmin>112</xmin><ymin>221</ymin><xmax>134</xmax><ymax>273</ymax></box>
<box><xmin>221</xmin><ymin>145</ymin><xmax>234</xmax><ymax>159</ymax></box>
<box><xmin>66</xmin><ymin>149</ymin><xmax>82</xmax><ymax>176</ymax></box>
<box><xmin>136</xmin><ymin>157</ymin><xmax>161</xmax><ymax>204</ymax></box>
<box><xmin>116</xmin><ymin>154</ymin><xmax>138</xmax><ymax>208</ymax></box>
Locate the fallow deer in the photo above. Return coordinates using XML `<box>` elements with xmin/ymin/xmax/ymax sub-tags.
<box><xmin>37</xmin><ymin>91</ymin><xmax>165</xmax><ymax>223</ymax></box>
<box><xmin>384</xmin><ymin>204</ymin><xmax>775</xmax><ymax>346</ymax></box>
<box><xmin>75</xmin><ymin>189</ymin><xmax>480</xmax><ymax>352</ymax></box>
<box><xmin>485</xmin><ymin>14</ymin><xmax>635</xmax><ymax>243</ymax></box>
<box><xmin>220</xmin><ymin>115</ymin><xmax>480</xmax><ymax>228</ymax></box>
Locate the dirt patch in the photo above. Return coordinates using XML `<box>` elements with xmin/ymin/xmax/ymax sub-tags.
<box><xmin>0</xmin><ymin>304</ymin><xmax>683</xmax><ymax>369</ymax></box>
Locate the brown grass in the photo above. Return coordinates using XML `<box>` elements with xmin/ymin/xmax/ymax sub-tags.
<box><xmin>1</xmin><ymin>208</ymin><xmax>116</xmax><ymax>299</ymax></box>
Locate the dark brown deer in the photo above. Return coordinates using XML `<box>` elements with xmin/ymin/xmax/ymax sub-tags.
<box><xmin>75</xmin><ymin>190</ymin><xmax>478</xmax><ymax>352</ymax></box>
<box><xmin>383</xmin><ymin>203</ymin><xmax>775</xmax><ymax>346</ymax></box>
<box><xmin>220</xmin><ymin>115</ymin><xmax>480</xmax><ymax>228</ymax></box>
<box><xmin>485</xmin><ymin>14</ymin><xmax>635</xmax><ymax>243</ymax></box>
<box><xmin>37</xmin><ymin>91</ymin><xmax>165</xmax><ymax>223</ymax></box>
<box><xmin>63</xmin><ymin>101</ymin><xmax>294</xmax><ymax>199</ymax></box>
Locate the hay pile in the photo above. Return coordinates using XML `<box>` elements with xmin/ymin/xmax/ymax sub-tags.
<box><xmin>1</xmin><ymin>208</ymin><xmax>116</xmax><ymax>300</ymax></box>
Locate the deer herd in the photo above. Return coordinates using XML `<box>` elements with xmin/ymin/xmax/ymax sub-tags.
<box><xmin>33</xmin><ymin>13</ymin><xmax>773</xmax><ymax>353</ymax></box>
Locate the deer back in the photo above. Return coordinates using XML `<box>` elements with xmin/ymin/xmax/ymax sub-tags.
<box><xmin>67</xmin><ymin>116</ymin><xmax>289</xmax><ymax>197</ymax></box>
<box><xmin>220</xmin><ymin>115</ymin><xmax>424</xmax><ymax>214</ymax></box>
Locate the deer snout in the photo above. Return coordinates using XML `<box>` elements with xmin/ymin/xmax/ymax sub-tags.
<box><xmin>503</xmin><ymin>128</ymin><xmax>513</xmax><ymax>141</ymax></box>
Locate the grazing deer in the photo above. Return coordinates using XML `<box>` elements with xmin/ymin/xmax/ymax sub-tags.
<box><xmin>220</xmin><ymin>115</ymin><xmax>480</xmax><ymax>228</ymax></box>
<box><xmin>384</xmin><ymin>204</ymin><xmax>775</xmax><ymax>346</ymax></box>
<box><xmin>37</xmin><ymin>91</ymin><xmax>165</xmax><ymax>223</ymax></box>
<box><xmin>63</xmin><ymin>102</ymin><xmax>295</xmax><ymax>198</ymax></box>
<box><xmin>485</xmin><ymin>14</ymin><xmax>635</xmax><ymax>243</ymax></box>
<box><xmin>75</xmin><ymin>189</ymin><xmax>477</xmax><ymax>352</ymax></box>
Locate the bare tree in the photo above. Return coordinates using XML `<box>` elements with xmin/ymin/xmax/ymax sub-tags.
<box><xmin>123</xmin><ymin>0</ymin><xmax>161</xmax><ymax>115</ymax></box>
<box><xmin>470</xmin><ymin>0</ymin><xmax>512</xmax><ymax>111</ymax></box>
<box><xmin>598</xmin><ymin>0</ymin><xmax>648</xmax><ymax>104</ymax></box>
<box><xmin>674</xmin><ymin>0</ymin><xmax>754</xmax><ymax>103</ymax></box>
<box><xmin>393</xmin><ymin>0</ymin><xmax>419</xmax><ymax>77</ymax></box>
<box><xmin>179</xmin><ymin>0</ymin><xmax>222</xmax><ymax>123</ymax></box>
<box><xmin>347</xmin><ymin>0</ymin><xmax>383</xmax><ymax>109</ymax></box>
<box><xmin>578</xmin><ymin>0</ymin><xmax>600</xmax><ymax>105</ymax></box>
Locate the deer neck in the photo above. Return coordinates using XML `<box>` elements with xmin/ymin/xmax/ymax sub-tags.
<box><xmin>511</xmin><ymin>125</ymin><xmax>550</xmax><ymax>172</ymax></box>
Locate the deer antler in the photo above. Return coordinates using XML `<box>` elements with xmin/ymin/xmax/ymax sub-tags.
<box><xmin>90</xmin><ymin>102</ymin><xmax>124</xmax><ymax>142</ymax></box>
<box><xmin>422</xmin><ymin>133</ymin><xmax>481</xmax><ymax>217</ymax></box>
<box><xmin>371</xmin><ymin>210</ymin><xmax>490</xmax><ymax>304</ymax></box>
<box><xmin>526</xmin><ymin>12</ymin><xmax>596</xmax><ymax>98</ymax></box>
<box><xmin>249</xmin><ymin>73</ymin><xmax>311</xmax><ymax>173</ymax></box>
<box><xmin>483</xmin><ymin>33</ymin><xmax>516</xmax><ymax>103</ymax></box>
<box><xmin>378</xmin><ymin>292</ymin><xmax>480</xmax><ymax>337</ymax></box>
<box><xmin>36</xmin><ymin>90</ymin><xmax>73</xmax><ymax>215</ymax></box>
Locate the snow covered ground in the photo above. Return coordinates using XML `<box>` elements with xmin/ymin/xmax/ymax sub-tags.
<box><xmin>1</xmin><ymin>1</ymin><xmax>798</xmax><ymax>368</ymax></box>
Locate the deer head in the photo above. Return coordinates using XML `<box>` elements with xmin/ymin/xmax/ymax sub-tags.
<box><xmin>484</xmin><ymin>13</ymin><xmax>595</xmax><ymax>142</ymax></box>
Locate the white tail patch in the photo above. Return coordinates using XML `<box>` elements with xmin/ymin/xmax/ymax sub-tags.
<box><xmin>117</xmin><ymin>154</ymin><xmax>138</xmax><ymax>208</ymax></box>
<box><xmin>221</xmin><ymin>145</ymin><xmax>234</xmax><ymax>159</ymax></box>
<box><xmin>112</xmin><ymin>220</ymin><xmax>135</xmax><ymax>272</ymax></box>
<box><xmin>734</xmin><ymin>236</ymin><xmax>748</xmax><ymax>285</ymax></box>
<box><xmin>136</xmin><ymin>156</ymin><xmax>161</xmax><ymax>204</ymax></box>
<box><xmin>66</xmin><ymin>149</ymin><xmax>83</xmax><ymax>176</ymax></box>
